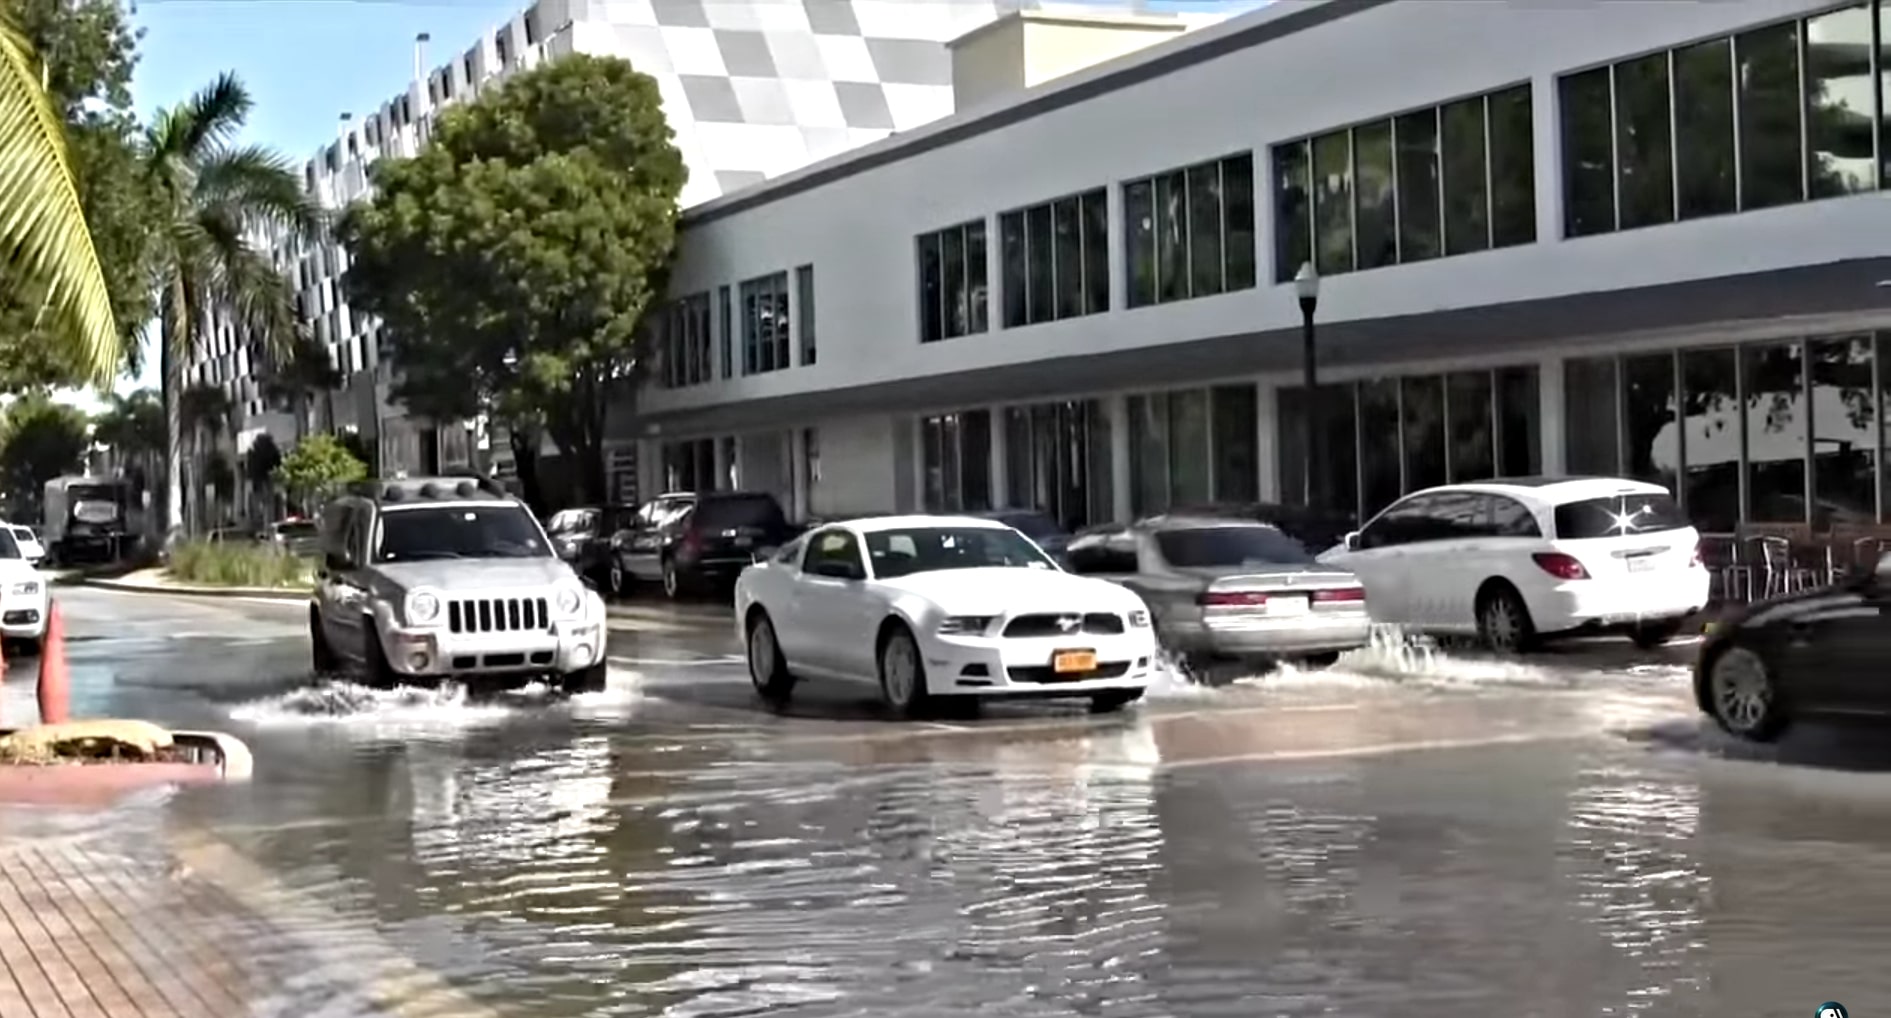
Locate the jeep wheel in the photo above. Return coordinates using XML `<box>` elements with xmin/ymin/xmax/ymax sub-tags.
<box><xmin>361</xmin><ymin>619</ymin><xmax>399</xmax><ymax>689</ymax></box>
<box><xmin>561</xmin><ymin>659</ymin><xmax>608</xmax><ymax>696</ymax></box>
<box><xmin>310</xmin><ymin>609</ymin><xmax>337</xmax><ymax>673</ymax></box>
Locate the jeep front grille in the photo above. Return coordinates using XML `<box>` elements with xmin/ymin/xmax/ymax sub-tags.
<box><xmin>447</xmin><ymin>596</ymin><xmax>548</xmax><ymax>634</ymax></box>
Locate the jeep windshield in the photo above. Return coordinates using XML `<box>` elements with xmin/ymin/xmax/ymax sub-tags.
<box><xmin>373</xmin><ymin>505</ymin><xmax>550</xmax><ymax>562</ymax></box>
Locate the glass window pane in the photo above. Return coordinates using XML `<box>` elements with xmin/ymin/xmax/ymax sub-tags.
<box><xmin>1311</xmin><ymin>131</ymin><xmax>1354</xmax><ymax>274</ymax></box>
<box><xmin>1394</xmin><ymin>110</ymin><xmax>1442</xmax><ymax>262</ymax></box>
<box><xmin>922</xmin><ymin>416</ymin><xmax>943</xmax><ymax>510</ymax></box>
<box><xmin>1000</xmin><ymin>212</ymin><xmax>1026</xmax><ymax>328</ymax></box>
<box><xmin>1080</xmin><ymin>189</ymin><xmax>1110</xmax><ymax>315</ymax></box>
<box><xmin>917</xmin><ymin>233</ymin><xmax>944</xmax><ymax>343</ymax></box>
<box><xmin>1809</xmin><ymin>335</ymin><xmax>1876</xmax><ymax>529</ymax></box>
<box><xmin>966</xmin><ymin>221</ymin><xmax>988</xmax><ymax>334</ymax></box>
<box><xmin>1446</xmin><ymin>370</ymin><xmax>1494</xmax><ymax>482</ymax></box>
<box><xmin>1353</xmin><ymin>120</ymin><xmax>1396</xmax><ymax>270</ymax></box>
<box><xmin>1559</xmin><ymin>68</ymin><xmax>1617</xmax><ymax>236</ymax></box>
<box><xmin>1023</xmin><ymin>204</ymin><xmax>1053</xmax><ymax>325</ymax></box>
<box><xmin>1620</xmin><ymin>353</ymin><xmax>1679</xmax><ymax>493</ymax></box>
<box><xmin>1052</xmin><ymin>197</ymin><xmax>1083</xmax><ymax>319</ymax></box>
<box><xmin>1495</xmin><ymin>365</ymin><xmax>1541</xmax><ymax>476</ymax></box>
<box><xmin>1359</xmin><ymin>379</ymin><xmax>1401</xmax><ymax>516</ymax></box>
<box><xmin>1743</xmin><ymin>341</ymin><xmax>1807</xmax><ymax>524</ymax></box>
<box><xmin>1004</xmin><ymin>407</ymin><xmax>1032</xmax><ymax>509</ymax></box>
<box><xmin>1169</xmin><ymin>389</ymin><xmax>1211</xmax><ymax>505</ymax></box>
<box><xmin>1124</xmin><ymin>182</ymin><xmax>1156</xmax><ymax>309</ymax></box>
<box><xmin>1032</xmin><ymin>404</ymin><xmax>1059</xmax><ymax>516</ymax></box>
<box><xmin>1675</xmin><ymin>40</ymin><xmax>1738</xmax><ymax>220</ymax></box>
<box><xmin>1564</xmin><ymin>356</ymin><xmax>1620</xmax><ymax>475</ymax></box>
<box><xmin>1805</xmin><ymin>5</ymin><xmax>1877</xmax><ymax>198</ymax></box>
<box><xmin>1221</xmin><ymin>154</ymin><xmax>1256</xmax><ymax>290</ymax></box>
<box><xmin>1681</xmin><ymin>348</ymin><xmax>1740</xmax><ymax>531</ymax></box>
<box><xmin>1187</xmin><ymin>163</ymin><xmax>1225</xmax><ymax>297</ymax></box>
<box><xmin>1487</xmin><ymin>86</ymin><xmax>1536</xmax><ymax>248</ymax></box>
<box><xmin>941</xmin><ymin>226</ymin><xmax>965</xmax><ymax>339</ymax></box>
<box><xmin>1313</xmin><ymin>383</ymin><xmax>1358</xmax><ymax>515</ymax></box>
<box><xmin>1211</xmin><ymin>384</ymin><xmax>1258</xmax><ymax>503</ymax></box>
<box><xmin>1440</xmin><ymin>97</ymin><xmax>1490</xmax><ymax>255</ymax></box>
<box><xmin>772</xmin><ymin>276</ymin><xmax>789</xmax><ymax>368</ymax></box>
<box><xmin>1276</xmin><ymin>386</ymin><xmax>1308</xmax><ymax>506</ymax></box>
<box><xmin>1155</xmin><ymin>171</ymin><xmax>1188</xmax><ymax>303</ymax></box>
<box><xmin>962</xmin><ymin>409</ymin><xmax>992</xmax><ymax>512</ymax></box>
<box><xmin>1129</xmin><ymin>393</ymin><xmax>1171</xmax><ymax>516</ymax></box>
<box><xmin>1614</xmin><ymin>53</ymin><xmax>1675</xmax><ymax>229</ymax></box>
<box><xmin>1736</xmin><ymin>21</ymin><xmax>1806</xmax><ymax>210</ymax></box>
<box><xmin>718</xmin><ymin>285</ymin><xmax>732</xmax><ymax>378</ymax></box>
<box><xmin>1084</xmin><ymin>400</ymin><xmax>1113</xmax><ymax>527</ymax></box>
<box><xmin>1401</xmin><ymin>375</ymin><xmax>1447</xmax><ymax>492</ymax></box>
<box><xmin>1271</xmin><ymin>142</ymin><xmax>1312</xmax><ymax>283</ymax></box>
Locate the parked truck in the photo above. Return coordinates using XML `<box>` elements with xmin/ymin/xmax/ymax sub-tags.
<box><xmin>43</xmin><ymin>475</ymin><xmax>132</xmax><ymax>565</ymax></box>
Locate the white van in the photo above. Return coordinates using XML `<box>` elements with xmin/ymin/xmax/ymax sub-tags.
<box><xmin>1318</xmin><ymin>477</ymin><xmax>1711</xmax><ymax>652</ymax></box>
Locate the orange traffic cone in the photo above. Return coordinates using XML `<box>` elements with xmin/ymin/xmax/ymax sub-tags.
<box><xmin>37</xmin><ymin>602</ymin><xmax>68</xmax><ymax>725</ymax></box>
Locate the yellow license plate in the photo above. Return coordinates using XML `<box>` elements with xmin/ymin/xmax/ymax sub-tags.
<box><xmin>1052</xmin><ymin>649</ymin><xmax>1097</xmax><ymax>674</ymax></box>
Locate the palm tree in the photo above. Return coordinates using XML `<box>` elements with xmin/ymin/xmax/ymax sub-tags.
<box><xmin>262</xmin><ymin>329</ymin><xmax>341</xmax><ymax>440</ymax></box>
<box><xmin>178</xmin><ymin>381</ymin><xmax>230</xmax><ymax>532</ymax></box>
<box><xmin>0</xmin><ymin>14</ymin><xmax>118</xmax><ymax>383</ymax></box>
<box><xmin>141</xmin><ymin>73</ymin><xmax>320</xmax><ymax>541</ymax></box>
<box><xmin>90</xmin><ymin>387</ymin><xmax>164</xmax><ymax>485</ymax></box>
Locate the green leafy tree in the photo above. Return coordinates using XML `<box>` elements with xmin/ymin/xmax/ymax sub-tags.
<box><xmin>141</xmin><ymin>73</ymin><xmax>321</xmax><ymax>540</ymax></box>
<box><xmin>243</xmin><ymin>431</ymin><xmax>280</xmax><ymax>492</ymax></box>
<box><xmin>0</xmin><ymin>394</ymin><xmax>91</xmax><ymax>512</ymax></box>
<box><xmin>260</xmin><ymin>330</ymin><xmax>341</xmax><ymax>440</ymax></box>
<box><xmin>89</xmin><ymin>385</ymin><xmax>161</xmax><ymax>494</ymax></box>
<box><xmin>272</xmin><ymin>432</ymin><xmax>366</xmax><ymax>513</ymax></box>
<box><xmin>339</xmin><ymin>54</ymin><xmax>685</xmax><ymax>505</ymax></box>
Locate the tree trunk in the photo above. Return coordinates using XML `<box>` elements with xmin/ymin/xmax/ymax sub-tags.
<box><xmin>508</xmin><ymin>427</ymin><xmax>543</xmax><ymax>515</ymax></box>
<box><xmin>160</xmin><ymin>281</ymin><xmax>186</xmax><ymax>543</ymax></box>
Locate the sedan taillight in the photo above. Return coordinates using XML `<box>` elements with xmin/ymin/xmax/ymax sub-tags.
<box><xmin>1313</xmin><ymin>587</ymin><xmax>1366</xmax><ymax>602</ymax></box>
<box><xmin>1199</xmin><ymin>591</ymin><xmax>1267</xmax><ymax>607</ymax></box>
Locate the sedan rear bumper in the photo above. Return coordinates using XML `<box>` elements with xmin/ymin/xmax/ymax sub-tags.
<box><xmin>1166</xmin><ymin>613</ymin><xmax>1372</xmax><ymax>658</ymax></box>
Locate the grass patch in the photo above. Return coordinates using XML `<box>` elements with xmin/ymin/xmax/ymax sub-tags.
<box><xmin>167</xmin><ymin>540</ymin><xmax>312</xmax><ymax>589</ymax></box>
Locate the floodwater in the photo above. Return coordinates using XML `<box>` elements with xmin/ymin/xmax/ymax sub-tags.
<box><xmin>27</xmin><ymin>592</ymin><xmax>1891</xmax><ymax>1016</ymax></box>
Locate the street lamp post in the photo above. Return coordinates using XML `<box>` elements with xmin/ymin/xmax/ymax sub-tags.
<box><xmin>1293</xmin><ymin>262</ymin><xmax>1322</xmax><ymax>508</ymax></box>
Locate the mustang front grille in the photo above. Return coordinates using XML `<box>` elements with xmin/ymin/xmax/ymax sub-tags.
<box><xmin>1003</xmin><ymin>613</ymin><xmax>1125</xmax><ymax>638</ymax></box>
<box><xmin>447</xmin><ymin>596</ymin><xmax>549</xmax><ymax>634</ymax></box>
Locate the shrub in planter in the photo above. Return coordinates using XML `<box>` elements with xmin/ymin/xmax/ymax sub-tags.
<box><xmin>167</xmin><ymin>540</ymin><xmax>311</xmax><ymax>588</ymax></box>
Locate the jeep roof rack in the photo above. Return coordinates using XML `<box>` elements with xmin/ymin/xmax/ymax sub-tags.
<box><xmin>347</xmin><ymin>476</ymin><xmax>511</xmax><ymax>503</ymax></box>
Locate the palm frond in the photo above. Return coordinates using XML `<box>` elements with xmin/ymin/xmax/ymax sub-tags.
<box><xmin>197</xmin><ymin>144</ymin><xmax>324</xmax><ymax>239</ymax></box>
<box><xmin>163</xmin><ymin>73</ymin><xmax>250</xmax><ymax>164</ymax></box>
<box><xmin>0</xmin><ymin>16</ymin><xmax>118</xmax><ymax>385</ymax></box>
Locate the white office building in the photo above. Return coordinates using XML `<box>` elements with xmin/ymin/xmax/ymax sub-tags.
<box><xmin>625</xmin><ymin>0</ymin><xmax>1891</xmax><ymax>537</ymax></box>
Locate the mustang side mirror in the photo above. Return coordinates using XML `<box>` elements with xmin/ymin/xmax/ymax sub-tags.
<box><xmin>1343</xmin><ymin>531</ymin><xmax>1361</xmax><ymax>552</ymax></box>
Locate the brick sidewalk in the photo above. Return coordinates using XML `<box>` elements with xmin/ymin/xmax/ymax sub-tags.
<box><xmin>0</xmin><ymin>836</ymin><xmax>274</xmax><ymax>1018</ymax></box>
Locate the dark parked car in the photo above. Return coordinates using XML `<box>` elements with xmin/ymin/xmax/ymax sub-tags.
<box><xmin>1065</xmin><ymin>515</ymin><xmax>1372</xmax><ymax>673</ymax></box>
<box><xmin>546</xmin><ymin>504</ymin><xmax>635</xmax><ymax>585</ymax></box>
<box><xmin>1695</xmin><ymin>554</ymin><xmax>1891</xmax><ymax>742</ymax></box>
<box><xmin>610</xmin><ymin>490</ymin><xmax>796</xmax><ymax>599</ymax></box>
<box><xmin>968</xmin><ymin>509</ymin><xmax>1074</xmax><ymax>562</ymax></box>
<box><xmin>1169</xmin><ymin>502</ymin><xmax>1359</xmax><ymax>557</ymax></box>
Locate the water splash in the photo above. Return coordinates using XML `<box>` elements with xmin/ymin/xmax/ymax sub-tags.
<box><xmin>228</xmin><ymin>679</ymin><xmax>536</xmax><ymax>725</ymax></box>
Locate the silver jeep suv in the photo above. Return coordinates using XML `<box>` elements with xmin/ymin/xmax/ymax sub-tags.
<box><xmin>309</xmin><ymin>477</ymin><xmax>609</xmax><ymax>694</ymax></box>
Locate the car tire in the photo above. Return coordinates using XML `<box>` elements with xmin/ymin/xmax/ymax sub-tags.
<box><xmin>878</xmin><ymin>623</ymin><xmax>930</xmax><ymax>719</ymax></box>
<box><xmin>361</xmin><ymin>619</ymin><xmax>399</xmax><ymax>689</ymax></box>
<box><xmin>745</xmin><ymin>610</ymin><xmax>796</xmax><ymax>703</ymax></box>
<box><xmin>1706</xmin><ymin>643</ymin><xmax>1788</xmax><ymax>742</ymax></box>
<box><xmin>661</xmin><ymin>556</ymin><xmax>684</xmax><ymax>601</ymax></box>
<box><xmin>1476</xmin><ymin>584</ymin><xmax>1538</xmax><ymax>654</ymax></box>
<box><xmin>310</xmin><ymin>609</ymin><xmax>337</xmax><ymax>673</ymax></box>
<box><xmin>1296</xmin><ymin>651</ymin><xmax>1343</xmax><ymax>669</ymax></box>
<box><xmin>561</xmin><ymin>659</ymin><xmax>608</xmax><ymax>696</ymax></box>
<box><xmin>10</xmin><ymin>637</ymin><xmax>39</xmax><ymax>659</ymax></box>
<box><xmin>608</xmin><ymin>562</ymin><xmax>627</xmax><ymax>597</ymax></box>
<box><xmin>1090</xmin><ymin>689</ymin><xmax>1144</xmax><ymax>713</ymax></box>
<box><xmin>1630</xmin><ymin>618</ymin><xmax>1688</xmax><ymax>650</ymax></box>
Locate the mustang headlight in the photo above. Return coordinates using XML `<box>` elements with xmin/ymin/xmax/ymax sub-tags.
<box><xmin>1128</xmin><ymin>609</ymin><xmax>1150</xmax><ymax>628</ymax></box>
<box><xmin>405</xmin><ymin>590</ymin><xmax>442</xmax><ymax>625</ymax></box>
<box><xmin>10</xmin><ymin>581</ymin><xmax>39</xmax><ymax>596</ymax></box>
<box><xmin>938</xmin><ymin>615</ymin><xmax>996</xmax><ymax>636</ymax></box>
<box><xmin>555</xmin><ymin>585</ymin><xmax>584</xmax><ymax>615</ymax></box>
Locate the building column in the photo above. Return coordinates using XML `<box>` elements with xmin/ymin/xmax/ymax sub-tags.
<box><xmin>989</xmin><ymin>405</ymin><xmax>1008</xmax><ymax>508</ymax></box>
<box><xmin>1538</xmin><ymin>355</ymin><xmax>1566</xmax><ymax>475</ymax></box>
<box><xmin>1530</xmin><ymin>73</ymin><xmax>1565</xmax><ymax>244</ymax></box>
<box><xmin>790</xmin><ymin>428</ymin><xmax>810</xmax><ymax>521</ymax></box>
<box><xmin>1255</xmin><ymin>382</ymin><xmax>1280</xmax><ymax>502</ymax></box>
<box><xmin>1107</xmin><ymin>393</ymin><xmax>1131</xmax><ymax>522</ymax></box>
<box><xmin>715</xmin><ymin>435</ymin><xmax>734</xmax><ymax>492</ymax></box>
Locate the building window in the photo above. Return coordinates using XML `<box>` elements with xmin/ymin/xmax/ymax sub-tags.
<box><xmin>916</xmin><ymin>220</ymin><xmax>988</xmax><ymax>343</ymax></box>
<box><xmin>920</xmin><ymin>410</ymin><xmax>993</xmax><ymax>513</ymax></box>
<box><xmin>795</xmin><ymin>264</ymin><xmax>816</xmax><ymax>365</ymax></box>
<box><xmin>998</xmin><ymin>188</ymin><xmax>1108</xmax><ymax>327</ymax></box>
<box><xmin>1279</xmin><ymin>366</ymin><xmax>1541</xmax><ymax>522</ymax></box>
<box><xmin>1125</xmin><ymin>386</ymin><xmax>1258</xmax><ymax>516</ymax></box>
<box><xmin>1274</xmin><ymin>84</ymin><xmax>1535</xmax><ymax>281</ymax></box>
<box><xmin>1001</xmin><ymin>401</ymin><xmax>1111</xmax><ymax>529</ymax></box>
<box><xmin>661</xmin><ymin>292</ymin><xmax>712</xmax><ymax>389</ymax></box>
<box><xmin>1124</xmin><ymin>154</ymin><xmax>1255</xmax><ymax>307</ymax></box>
<box><xmin>740</xmin><ymin>271</ymin><xmax>790</xmax><ymax>375</ymax></box>
<box><xmin>718</xmin><ymin>285</ymin><xmax>732</xmax><ymax>379</ymax></box>
<box><xmin>1559</xmin><ymin>7</ymin><xmax>1881</xmax><ymax>239</ymax></box>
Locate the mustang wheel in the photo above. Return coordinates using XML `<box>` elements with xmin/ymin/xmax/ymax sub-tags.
<box><xmin>1477</xmin><ymin>585</ymin><xmax>1538</xmax><ymax>654</ymax></box>
<box><xmin>310</xmin><ymin>609</ymin><xmax>337</xmax><ymax>673</ymax></box>
<box><xmin>1708</xmin><ymin>644</ymin><xmax>1787</xmax><ymax>742</ymax></box>
<box><xmin>746</xmin><ymin>611</ymin><xmax>796</xmax><ymax>702</ymax></box>
<box><xmin>879</xmin><ymin>625</ymin><xmax>930</xmax><ymax>719</ymax></box>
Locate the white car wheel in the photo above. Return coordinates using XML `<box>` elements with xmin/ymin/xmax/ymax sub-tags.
<box><xmin>746</xmin><ymin>611</ymin><xmax>794</xmax><ymax>701</ymax></box>
<box><xmin>1708</xmin><ymin>645</ymin><xmax>1786</xmax><ymax>741</ymax></box>
<box><xmin>879</xmin><ymin>626</ymin><xmax>929</xmax><ymax>718</ymax></box>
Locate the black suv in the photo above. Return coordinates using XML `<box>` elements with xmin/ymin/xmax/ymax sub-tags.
<box><xmin>610</xmin><ymin>491</ymin><xmax>797</xmax><ymax>599</ymax></box>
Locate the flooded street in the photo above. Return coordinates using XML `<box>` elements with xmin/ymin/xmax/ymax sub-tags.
<box><xmin>11</xmin><ymin>587</ymin><xmax>1891</xmax><ymax>1016</ymax></box>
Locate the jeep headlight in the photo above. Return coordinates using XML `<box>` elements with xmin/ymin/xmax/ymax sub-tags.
<box><xmin>10</xmin><ymin>581</ymin><xmax>38</xmax><ymax>596</ymax></box>
<box><xmin>555</xmin><ymin>585</ymin><xmax>584</xmax><ymax>616</ymax></box>
<box><xmin>406</xmin><ymin>590</ymin><xmax>442</xmax><ymax>625</ymax></box>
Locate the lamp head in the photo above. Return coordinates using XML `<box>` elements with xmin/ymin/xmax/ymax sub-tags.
<box><xmin>1293</xmin><ymin>262</ymin><xmax>1321</xmax><ymax>303</ymax></box>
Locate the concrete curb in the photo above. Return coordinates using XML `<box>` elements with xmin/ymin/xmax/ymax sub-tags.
<box><xmin>83</xmin><ymin>576</ymin><xmax>309</xmax><ymax>603</ymax></box>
